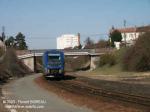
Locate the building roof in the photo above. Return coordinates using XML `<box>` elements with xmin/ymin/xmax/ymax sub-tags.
<box><xmin>111</xmin><ymin>25</ymin><xmax>150</xmax><ymax>33</ymax></box>
<box><xmin>136</xmin><ymin>25</ymin><xmax>150</xmax><ymax>32</ymax></box>
<box><xmin>117</xmin><ymin>27</ymin><xmax>136</xmax><ymax>33</ymax></box>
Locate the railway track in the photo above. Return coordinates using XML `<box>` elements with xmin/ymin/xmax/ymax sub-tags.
<box><xmin>48</xmin><ymin>79</ymin><xmax>150</xmax><ymax>107</ymax></box>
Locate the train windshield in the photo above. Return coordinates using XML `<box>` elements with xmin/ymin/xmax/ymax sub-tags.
<box><xmin>48</xmin><ymin>54</ymin><xmax>61</xmax><ymax>66</ymax></box>
<box><xmin>48</xmin><ymin>56</ymin><xmax>60</xmax><ymax>61</ymax></box>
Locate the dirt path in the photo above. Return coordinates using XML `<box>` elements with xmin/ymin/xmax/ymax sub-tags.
<box><xmin>1</xmin><ymin>73</ymin><xmax>93</xmax><ymax>112</ymax></box>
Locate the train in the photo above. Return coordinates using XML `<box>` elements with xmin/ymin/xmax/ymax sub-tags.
<box><xmin>42</xmin><ymin>50</ymin><xmax>65</xmax><ymax>78</ymax></box>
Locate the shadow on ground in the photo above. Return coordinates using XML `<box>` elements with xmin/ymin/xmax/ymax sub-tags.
<box><xmin>45</xmin><ymin>75</ymin><xmax>76</xmax><ymax>81</ymax></box>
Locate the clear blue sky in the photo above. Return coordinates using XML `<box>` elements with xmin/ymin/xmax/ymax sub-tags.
<box><xmin>0</xmin><ymin>0</ymin><xmax>150</xmax><ymax>49</ymax></box>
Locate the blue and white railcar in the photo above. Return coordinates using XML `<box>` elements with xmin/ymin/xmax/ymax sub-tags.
<box><xmin>43</xmin><ymin>50</ymin><xmax>65</xmax><ymax>78</ymax></box>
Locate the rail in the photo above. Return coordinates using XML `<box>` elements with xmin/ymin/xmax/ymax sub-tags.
<box><xmin>48</xmin><ymin>79</ymin><xmax>150</xmax><ymax>107</ymax></box>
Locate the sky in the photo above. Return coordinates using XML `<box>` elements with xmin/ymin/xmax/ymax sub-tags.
<box><xmin>0</xmin><ymin>0</ymin><xmax>150</xmax><ymax>49</ymax></box>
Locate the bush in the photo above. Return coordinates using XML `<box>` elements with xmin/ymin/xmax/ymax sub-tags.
<box><xmin>95</xmin><ymin>40</ymin><xmax>110</xmax><ymax>48</ymax></box>
<box><xmin>122</xmin><ymin>32</ymin><xmax>150</xmax><ymax>71</ymax></box>
<box><xmin>114</xmin><ymin>47</ymin><xmax>127</xmax><ymax>64</ymax></box>
<box><xmin>99</xmin><ymin>53</ymin><xmax>116</xmax><ymax>67</ymax></box>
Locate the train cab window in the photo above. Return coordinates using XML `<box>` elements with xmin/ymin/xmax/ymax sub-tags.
<box><xmin>48</xmin><ymin>56</ymin><xmax>60</xmax><ymax>61</ymax></box>
<box><xmin>48</xmin><ymin>55</ymin><xmax>61</xmax><ymax>66</ymax></box>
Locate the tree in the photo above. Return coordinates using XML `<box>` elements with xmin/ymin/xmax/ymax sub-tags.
<box><xmin>0</xmin><ymin>36</ymin><xmax>2</xmax><ymax>41</ymax></box>
<box><xmin>95</xmin><ymin>40</ymin><xmax>109</xmax><ymax>48</ymax></box>
<box><xmin>73</xmin><ymin>44</ymin><xmax>82</xmax><ymax>49</ymax></box>
<box><xmin>1</xmin><ymin>32</ymin><xmax>5</xmax><ymax>42</ymax></box>
<box><xmin>5</xmin><ymin>36</ymin><xmax>15</xmax><ymax>47</ymax></box>
<box><xmin>84</xmin><ymin>37</ymin><xmax>94</xmax><ymax>49</ymax></box>
<box><xmin>0</xmin><ymin>32</ymin><xmax>5</xmax><ymax>42</ymax></box>
<box><xmin>110</xmin><ymin>30</ymin><xmax>122</xmax><ymax>47</ymax></box>
<box><xmin>15</xmin><ymin>32</ymin><xmax>28</xmax><ymax>50</ymax></box>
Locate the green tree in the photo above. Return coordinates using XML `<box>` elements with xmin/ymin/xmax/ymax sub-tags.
<box><xmin>110</xmin><ymin>30</ymin><xmax>122</xmax><ymax>47</ymax></box>
<box><xmin>73</xmin><ymin>44</ymin><xmax>82</xmax><ymax>49</ymax></box>
<box><xmin>5</xmin><ymin>36</ymin><xmax>15</xmax><ymax>47</ymax></box>
<box><xmin>15</xmin><ymin>32</ymin><xmax>28</xmax><ymax>50</ymax></box>
<box><xmin>0</xmin><ymin>32</ymin><xmax>5</xmax><ymax>42</ymax></box>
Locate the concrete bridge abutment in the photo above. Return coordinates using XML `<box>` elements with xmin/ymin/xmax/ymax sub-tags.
<box><xmin>18</xmin><ymin>52</ymin><xmax>103</xmax><ymax>72</ymax></box>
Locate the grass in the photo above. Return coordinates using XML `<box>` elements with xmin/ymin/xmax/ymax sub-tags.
<box><xmin>83</xmin><ymin>64</ymin><xmax>150</xmax><ymax>78</ymax></box>
<box><xmin>87</xmin><ymin>48</ymin><xmax>130</xmax><ymax>76</ymax></box>
<box><xmin>80</xmin><ymin>47</ymin><xmax>150</xmax><ymax>78</ymax></box>
<box><xmin>94</xmin><ymin>65</ymin><xmax>123</xmax><ymax>75</ymax></box>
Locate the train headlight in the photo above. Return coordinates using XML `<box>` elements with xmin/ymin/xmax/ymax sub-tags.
<box><xmin>46</xmin><ymin>69</ymin><xmax>49</xmax><ymax>74</ymax></box>
<box><xmin>59</xmin><ymin>70</ymin><xmax>62</xmax><ymax>74</ymax></box>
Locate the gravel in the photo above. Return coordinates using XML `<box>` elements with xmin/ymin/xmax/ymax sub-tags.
<box><xmin>1</xmin><ymin>73</ymin><xmax>93</xmax><ymax>112</ymax></box>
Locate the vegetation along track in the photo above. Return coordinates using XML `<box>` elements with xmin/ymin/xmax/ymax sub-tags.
<box><xmin>47</xmin><ymin>77</ymin><xmax>150</xmax><ymax>107</ymax></box>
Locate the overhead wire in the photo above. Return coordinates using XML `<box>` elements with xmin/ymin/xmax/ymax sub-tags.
<box><xmin>26</xmin><ymin>33</ymin><xmax>109</xmax><ymax>40</ymax></box>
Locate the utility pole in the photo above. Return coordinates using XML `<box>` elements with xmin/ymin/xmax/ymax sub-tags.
<box><xmin>77</xmin><ymin>33</ymin><xmax>80</xmax><ymax>46</ymax></box>
<box><xmin>124</xmin><ymin>20</ymin><xmax>127</xmax><ymax>47</ymax></box>
<box><xmin>134</xmin><ymin>25</ymin><xmax>137</xmax><ymax>40</ymax></box>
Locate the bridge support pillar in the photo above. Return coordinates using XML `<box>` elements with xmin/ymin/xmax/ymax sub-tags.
<box><xmin>33</xmin><ymin>55</ymin><xmax>37</xmax><ymax>72</ymax></box>
<box><xmin>21</xmin><ymin>57</ymin><xmax>35</xmax><ymax>72</ymax></box>
<box><xmin>90</xmin><ymin>56</ymin><xmax>100</xmax><ymax>70</ymax></box>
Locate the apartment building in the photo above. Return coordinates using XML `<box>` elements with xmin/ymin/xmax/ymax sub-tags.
<box><xmin>57</xmin><ymin>34</ymin><xmax>80</xmax><ymax>49</ymax></box>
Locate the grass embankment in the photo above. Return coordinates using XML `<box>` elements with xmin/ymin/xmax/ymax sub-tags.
<box><xmin>89</xmin><ymin>32</ymin><xmax>150</xmax><ymax>77</ymax></box>
<box><xmin>87</xmin><ymin>65</ymin><xmax>150</xmax><ymax>77</ymax></box>
<box><xmin>92</xmin><ymin>48</ymin><xmax>128</xmax><ymax>76</ymax></box>
<box><xmin>84</xmin><ymin>47</ymin><xmax>150</xmax><ymax>78</ymax></box>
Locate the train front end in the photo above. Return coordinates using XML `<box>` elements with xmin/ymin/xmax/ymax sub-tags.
<box><xmin>43</xmin><ymin>50</ymin><xmax>65</xmax><ymax>78</ymax></box>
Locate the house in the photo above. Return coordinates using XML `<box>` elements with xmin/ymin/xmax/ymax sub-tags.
<box><xmin>110</xmin><ymin>25</ymin><xmax>150</xmax><ymax>48</ymax></box>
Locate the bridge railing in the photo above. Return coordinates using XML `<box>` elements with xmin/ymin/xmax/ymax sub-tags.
<box><xmin>28</xmin><ymin>49</ymin><xmax>96</xmax><ymax>54</ymax></box>
<box><xmin>17</xmin><ymin>48</ymin><xmax>114</xmax><ymax>55</ymax></box>
<box><xmin>17</xmin><ymin>48</ymin><xmax>114</xmax><ymax>59</ymax></box>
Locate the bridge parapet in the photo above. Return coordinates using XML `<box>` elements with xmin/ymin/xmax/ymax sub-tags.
<box><xmin>28</xmin><ymin>49</ymin><xmax>96</xmax><ymax>54</ymax></box>
<box><xmin>16</xmin><ymin>48</ymin><xmax>114</xmax><ymax>56</ymax></box>
<box><xmin>18</xmin><ymin>53</ymin><xmax>34</xmax><ymax>59</ymax></box>
<box><xmin>17</xmin><ymin>52</ymin><xmax>105</xmax><ymax>59</ymax></box>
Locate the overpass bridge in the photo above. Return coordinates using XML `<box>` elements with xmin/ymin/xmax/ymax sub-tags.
<box><xmin>17</xmin><ymin>49</ymin><xmax>112</xmax><ymax>72</ymax></box>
